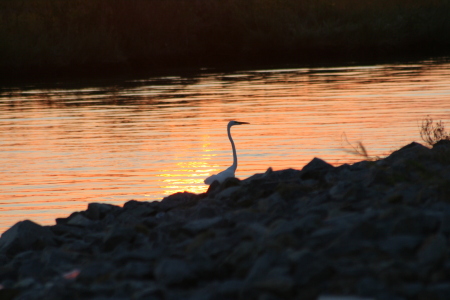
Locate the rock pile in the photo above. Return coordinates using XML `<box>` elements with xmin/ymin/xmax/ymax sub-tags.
<box><xmin>1</xmin><ymin>141</ymin><xmax>450</xmax><ymax>300</ymax></box>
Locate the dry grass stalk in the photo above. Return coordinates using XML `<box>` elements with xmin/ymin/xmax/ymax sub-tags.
<box><xmin>420</xmin><ymin>117</ymin><xmax>450</xmax><ymax>146</ymax></box>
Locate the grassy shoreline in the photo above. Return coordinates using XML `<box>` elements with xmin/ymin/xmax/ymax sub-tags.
<box><xmin>2</xmin><ymin>0</ymin><xmax>450</xmax><ymax>78</ymax></box>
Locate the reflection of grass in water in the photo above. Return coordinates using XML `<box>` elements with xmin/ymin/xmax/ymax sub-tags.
<box><xmin>341</xmin><ymin>132</ymin><xmax>380</xmax><ymax>161</ymax></box>
<box><xmin>1</xmin><ymin>0</ymin><xmax>450</xmax><ymax>70</ymax></box>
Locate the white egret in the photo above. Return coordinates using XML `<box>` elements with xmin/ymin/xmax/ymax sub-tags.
<box><xmin>204</xmin><ymin>120</ymin><xmax>249</xmax><ymax>185</ymax></box>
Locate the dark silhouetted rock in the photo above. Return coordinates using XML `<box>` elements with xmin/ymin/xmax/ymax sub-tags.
<box><xmin>0</xmin><ymin>220</ymin><xmax>55</xmax><ymax>255</ymax></box>
<box><xmin>154</xmin><ymin>258</ymin><xmax>193</xmax><ymax>286</ymax></box>
<box><xmin>417</xmin><ymin>234</ymin><xmax>447</xmax><ymax>267</ymax></box>
<box><xmin>85</xmin><ymin>202</ymin><xmax>121</xmax><ymax>220</ymax></box>
<box><xmin>66</xmin><ymin>213</ymin><xmax>95</xmax><ymax>227</ymax></box>
<box><xmin>302</xmin><ymin>157</ymin><xmax>334</xmax><ymax>173</ymax></box>
<box><xmin>159</xmin><ymin>192</ymin><xmax>199</xmax><ymax>211</ymax></box>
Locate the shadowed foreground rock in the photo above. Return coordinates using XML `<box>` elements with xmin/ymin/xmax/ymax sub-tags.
<box><xmin>2</xmin><ymin>141</ymin><xmax>450</xmax><ymax>300</ymax></box>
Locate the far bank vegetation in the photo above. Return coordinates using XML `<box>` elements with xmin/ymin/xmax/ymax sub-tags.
<box><xmin>1</xmin><ymin>0</ymin><xmax>450</xmax><ymax>71</ymax></box>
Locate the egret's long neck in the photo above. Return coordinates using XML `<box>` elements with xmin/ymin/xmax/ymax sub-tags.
<box><xmin>228</xmin><ymin>124</ymin><xmax>237</xmax><ymax>170</ymax></box>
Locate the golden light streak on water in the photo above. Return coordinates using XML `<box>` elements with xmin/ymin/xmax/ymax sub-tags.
<box><xmin>157</xmin><ymin>161</ymin><xmax>211</xmax><ymax>196</ymax></box>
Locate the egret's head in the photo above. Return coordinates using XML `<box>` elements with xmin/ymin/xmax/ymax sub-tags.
<box><xmin>229</xmin><ymin>120</ymin><xmax>250</xmax><ymax>126</ymax></box>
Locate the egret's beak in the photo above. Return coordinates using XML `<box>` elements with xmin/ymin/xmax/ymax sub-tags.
<box><xmin>237</xmin><ymin>121</ymin><xmax>250</xmax><ymax>125</ymax></box>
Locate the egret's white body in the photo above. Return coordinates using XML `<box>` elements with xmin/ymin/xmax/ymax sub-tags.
<box><xmin>204</xmin><ymin>121</ymin><xmax>249</xmax><ymax>185</ymax></box>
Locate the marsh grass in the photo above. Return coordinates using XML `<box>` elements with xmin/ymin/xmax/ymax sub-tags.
<box><xmin>420</xmin><ymin>117</ymin><xmax>450</xmax><ymax>146</ymax></box>
<box><xmin>342</xmin><ymin>117</ymin><xmax>450</xmax><ymax>162</ymax></box>
<box><xmin>2</xmin><ymin>0</ymin><xmax>450</xmax><ymax>72</ymax></box>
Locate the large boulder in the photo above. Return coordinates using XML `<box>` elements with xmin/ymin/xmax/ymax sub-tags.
<box><xmin>0</xmin><ymin>220</ymin><xmax>55</xmax><ymax>255</ymax></box>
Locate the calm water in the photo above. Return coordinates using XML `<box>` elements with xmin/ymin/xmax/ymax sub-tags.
<box><xmin>1</xmin><ymin>59</ymin><xmax>450</xmax><ymax>233</ymax></box>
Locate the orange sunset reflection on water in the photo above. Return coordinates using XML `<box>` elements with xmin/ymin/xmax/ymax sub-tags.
<box><xmin>1</xmin><ymin>59</ymin><xmax>450</xmax><ymax>233</ymax></box>
<box><xmin>157</xmin><ymin>161</ymin><xmax>211</xmax><ymax>196</ymax></box>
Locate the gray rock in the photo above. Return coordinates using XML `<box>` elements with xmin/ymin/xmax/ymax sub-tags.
<box><xmin>391</xmin><ymin>212</ymin><xmax>439</xmax><ymax>236</ymax></box>
<box><xmin>252</xmin><ymin>276</ymin><xmax>295</xmax><ymax>296</ymax></box>
<box><xmin>117</xmin><ymin>201</ymin><xmax>161</xmax><ymax>223</ymax></box>
<box><xmin>431</xmin><ymin>139</ymin><xmax>450</xmax><ymax>151</ymax></box>
<box><xmin>14</xmin><ymin>277</ymin><xmax>37</xmax><ymax>289</ymax></box>
<box><xmin>132</xmin><ymin>283</ymin><xmax>164</xmax><ymax>300</ymax></box>
<box><xmin>310</xmin><ymin>226</ymin><xmax>343</xmax><ymax>241</ymax></box>
<box><xmin>75</xmin><ymin>262</ymin><xmax>115</xmax><ymax>284</ymax></box>
<box><xmin>40</xmin><ymin>248</ymin><xmax>79</xmax><ymax>271</ymax></box>
<box><xmin>332</xmin><ymin>259</ymin><xmax>369</xmax><ymax>277</ymax></box>
<box><xmin>115</xmin><ymin>261</ymin><xmax>153</xmax><ymax>279</ymax></box>
<box><xmin>112</xmin><ymin>248</ymin><xmax>164</xmax><ymax>263</ymax></box>
<box><xmin>417</xmin><ymin>234</ymin><xmax>447</xmax><ymax>267</ymax></box>
<box><xmin>379</xmin><ymin>235</ymin><xmax>422</xmax><ymax>256</ymax></box>
<box><xmin>217</xmin><ymin>279</ymin><xmax>245</xmax><ymax>295</ymax></box>
<box><xmin>0</xmin><ymin>220</ymin><xmax>55</xmax><ymax>255</ymax></box>
<box><xmin>256</xmin><ymin>193</ymin><xmax>286</xmax><ymax>213</ymax></box>
<box><xmin>356</xmin><ymin>277</ymin><xmax>386</xmax><ymax>297</ymax></box>
<box><xmin>50</xmin><ymin>223</ymin><xmax>88</xmax><ymax>240</ymax></box>
<box><xmin>66</xmin><ymin>213</ymin><xmax>94</xmax><ymax>227</ymax></box>
<box><xmin>85</xmin><ymin>202</ymin><xmax>121</xmax><ymax>220</ymax></box>
<box><xmin>190</xmin><ymin>205</ymin><xmax>219</xmax><ymax>219</ymax></box>
<box><xmin>216</xmin><ymin>186</ymin><xmax>240</xmax><ymax>200</ymax></box>
<box><xmin>17</xmin><ymin>255</ymin><xmax>53</xmax><ymax>279</ymax></box>
<box><xmin>396</xmin><ymin>282</ymin><xmax>424</xmax><ymax>297</ymax></box>
<box><xmin>323</xmin><ymin>232</ymin><xmax>376</xmax><ymax>258</ymax></box>
<box><xmin>322</xmin><ymin>212</ymin><xmax>362</xmax><ymax>232</ymax></box>
<box><xmin>159</xmin><ymin>192</ymin><xmax>199</xmax><ymax>211</ymax></box>
<box><xmin>154</xmin><ymin>258</ymin><xmax>193</xmax><ymax>285</ymax></box>
<box><xmin>302</xmin><ymin>157</ymin><xmax>334</xmax><ymax>173</ymax></box>
<box><xmin>182</xmin><ymin>216</ymin><xmax>225</xmax><ymax>233</ymax></box>
<box><xmin>301</xmin><ymin>179</ymin><xmax>320</xmax><ymax>190</ymax></box>
<box><xmin>385</xmin><ymin>142</ymin><xmax>431</xmax><ymax>163</ymax></box>
<box><xmin>102</xmin><ymin>226</ymin><xmax>138</xmax><ymax>252</ymax></box>
<box><xmin>292</xmin><ymin>250</ymin><xmax>332</xmax><ymax>285</ymax></box>
<box><xmin>258</xmin><ymin>294</ymin><xmax>284</xmax><ymax>300</ymax></box>
<box><xmin>318</xmin><ymin>296</ymin><xmax>375</xmax><ymax>300</ymax></box>
<box><xmin>245</xmin><ymin>253</ymin><xmax>286</xmax><ymax>282</ymax></box>
<box><xmin>438</xmin><ymin>210</ymin><xmax>450</xmax><ymax>234</ymax></box>
<box><xmin>423</xmin><ymin>283</ymin><xmax>450</xmax><ymax>300</ymax></box>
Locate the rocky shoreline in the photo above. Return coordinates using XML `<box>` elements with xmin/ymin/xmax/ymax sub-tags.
<box><xmin>1</xmin><ymin>141</ymin><xmax>450</xmax><ymax>300</ymax></box>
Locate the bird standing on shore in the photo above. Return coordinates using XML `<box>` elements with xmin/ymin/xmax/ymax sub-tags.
<box><xmin>204</xmin><ymin>120</ymin><xmax>249</xmax><ymax>185</ymax></box>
